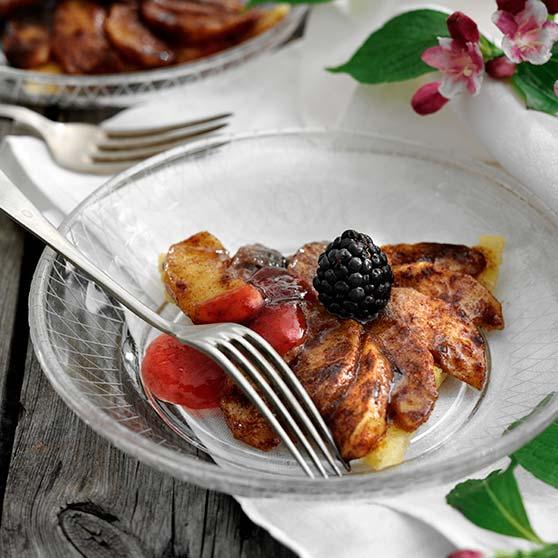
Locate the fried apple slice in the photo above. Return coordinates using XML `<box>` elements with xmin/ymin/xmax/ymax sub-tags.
<box><xmin>142</xmin><ymin>0</ymin><xmax>260</xmax><ymax>44</ymax></box>
<box><xmin>385</xmin><ymin>287</ymin><xmax>486</xmax><ymax>389</ymax></box>
<box><xmin>52</xmin><ymin>0</ymin><xmax>127</xmax><ymax>74</ymax></box>
<box><xmin>382</xmin><ymin>242</ymin><xmax>487</xmax><ymax>276</ymax></box>
<box><xmin>368</xmin><ymin>319</ymin><xmax>437</xmax><ymax>431</ymax></box>
<box><xmin>105</xmin><ymin>4</ymin><xmax>175</xmax><ymax>68</ymax></box>
<box><xmin>393</xmin><ymin>262</ymin><xmax>504</xmax><ymax>330</ymax></box>
<box><xmin>327</xmin><ymin>333</ymin><xmax>393</xmax><ymax>460</ymax></box>
<box><xmin>163</xmin><ymin>232</ymin><xmax>263</xmax><ymax>324</ymax></box>
<box><xmin>221</xmin><ymin>378</ymin><xmax>280</xmax><ymax>451</ymax></box>
<box><xmin>2</xmin><ymin>16</ymin><xmax>50</xmax><ymax>69</ymax></box>
<box><xmin>364</xmin><ymin>367</ymin><xmax>445</xmax><ymax>470</ymax></box>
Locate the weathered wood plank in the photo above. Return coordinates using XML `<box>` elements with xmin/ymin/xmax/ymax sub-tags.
<box><xmin>0</xmin><ymin>214</ymin><xmax>25</xmax><ymax>501</ymax></box>
<box><xmin>0</xmin><ymin>328</ymin><xmax>295</xmax><ymax>558</ymax></box>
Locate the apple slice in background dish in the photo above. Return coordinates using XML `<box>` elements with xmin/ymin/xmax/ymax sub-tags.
<box><xmin>105</xmin><ymin>3</ymin><xmax>175</xmax><ymax>69</ymax></box>
<box><xmin>2</xmin><ymin>16</ymin><xmax>50</xmax><ymax>69</ymax></box>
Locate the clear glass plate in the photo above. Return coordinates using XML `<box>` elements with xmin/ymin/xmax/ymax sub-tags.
<box><xmin>0</xmin><ymin>5</ymin><xmax>305</xmax><ymax>108</ymax></box>
<box><xmin>29</xmin><ymin>129</ymin><xmax>558</xmax><ymax>498</ymax></box>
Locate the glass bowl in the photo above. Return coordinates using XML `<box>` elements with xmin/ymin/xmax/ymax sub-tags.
<box><xmin>0</xmin><ymin>5</ymin><xmax>306</xmax><ymax>108</ymax></box>
<box><xmin>29</xmin><ymin>129</ymin><xmax>558</xmax><ymax>498</ymax></box>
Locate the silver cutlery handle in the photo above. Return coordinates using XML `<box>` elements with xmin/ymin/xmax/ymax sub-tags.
<box><xmin>0</xmin><ymin>103</ymin><xmax>56</xmax><ymax>138</ymax></box>
<box><xmin>0</xmin><ymin>170</ymin><xmax>173</xmax><ymax>335</ymax></box>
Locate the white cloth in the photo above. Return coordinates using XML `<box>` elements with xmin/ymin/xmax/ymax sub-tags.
<box><xmin>4</xmin><ymin>1</ymin><xmax>558</xmax><ymax>557</ymax></box>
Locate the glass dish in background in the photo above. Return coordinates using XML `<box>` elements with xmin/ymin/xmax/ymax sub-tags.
<box><xmin>0</xmin><ymin>5</ymin><xmax>306</xmax><ymax>108</ymax></box>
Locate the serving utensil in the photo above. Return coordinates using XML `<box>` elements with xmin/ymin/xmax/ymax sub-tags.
<box><xmin>0</xmin><ymin>104</ymin><xmax>231</xmax><ymax>174</ymax></box>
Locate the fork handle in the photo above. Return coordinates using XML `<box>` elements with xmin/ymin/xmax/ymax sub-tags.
<box><xmin>0</xmin><ymin>104</ymin><xmax>56</xmax><ymax>138</ymax></box>
<box><xmin>0</xmin><ymin>170</ymin><xmax>173</xmax><ymax>336</ymax></box>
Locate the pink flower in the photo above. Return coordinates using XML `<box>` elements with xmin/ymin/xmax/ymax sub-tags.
<box><xmin>486</xmin><ymin>56</ymin><xmax>517</xmax><ymax>78</ymax></box>
<box><xmin>421</xmin><ymin>12</ymin><xmax>485</xmax><ymax>99</ymax></box>
<box><xmin>493</xmin><ymin>0</ymin><xmax>558</xmax><ymax>64</ymax></box>
<box><xmin>554</xmin><ymin>80</ymin><xmax>558</xmax><ymax>96</ymax></box>
<box><xmin>411</xmin><ymin>82</ymin><xmax>449</xmax><ymax>115</ymax></box>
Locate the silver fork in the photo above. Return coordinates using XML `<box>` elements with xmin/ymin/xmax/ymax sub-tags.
<box><xmin>0</xmin><ymin>104</ymin><xmax>231</xmax><ymax>175</ymax></box>
<box><xmin>0</xmin><ymin>172</ymin><xmax>349</xmax><ymax>478</ymax></box>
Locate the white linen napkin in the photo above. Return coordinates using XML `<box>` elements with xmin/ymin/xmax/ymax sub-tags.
<box><xmin>4</xmin><ymin>1</ymin><xmax>558</xmax><ymax>556</ymax></box>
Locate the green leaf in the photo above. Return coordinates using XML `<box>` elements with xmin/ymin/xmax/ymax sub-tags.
<box><xmin>512</xmin><ymin>416</ymin><xmax>558</xmax><ymax>489</ymax></box>
<box><xmin>246</xmin><ymin>0</ymin><xmax>332</xmax><ymax>5</ymax></box>
<box><xmin>495</xmin><ymin>545</ymin><xmax>558</xmax><ymax>558</ymax></box>
<box><xmin>446</xmin><ymin>463</ymin><xmax>544</xmax><ymax>543</ymax></box>
<box><xmin>328</xmin><ymin>9</ymin><xmax>449</xmax><ymax>84</ymax></box>
<box><xmin>512</xmin><ymin>56</ymin><xmax>558</xmax><ymax>115</ymax></box>
<box><xmin>479</xmin><ymin>36</ymin><xmax>504</xmax><ymax>61</ymax></box>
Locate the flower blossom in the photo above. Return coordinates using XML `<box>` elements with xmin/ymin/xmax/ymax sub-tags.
<box><xmin>492</xmin><ymin>0</ymin><xmax>558</xmax><ymax>64</ymax></box>
<box><xmin>411</xmin><ymin>12</ymin><xmax>484</xmax><ymax>115</ymax></box>
<box><xmin>486</xmin><ymin>56</ymin><xmax>517</xmax><ymax>78</ymax></box>
<box><xmin>554</xmin><ymin>80</ymin><xmax>558</xmax><ymax>96</ymax></box>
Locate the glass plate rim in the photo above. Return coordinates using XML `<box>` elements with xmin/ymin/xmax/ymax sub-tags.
<box><xmin>28</xmin><ymin>128</ymin><xmax>558</xmax><ymax>498</ymax></box>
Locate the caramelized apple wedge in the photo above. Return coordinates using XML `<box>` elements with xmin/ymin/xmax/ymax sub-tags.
<box><xmin>163</xmin><ymin>232</ymin><xmax>264</xmax><ymax>324</ymax></box>
<box><xmin>385</xmin><ymin>287</ymin><xmax>486</xmax><ymax>389</ymax></box>
<box><xmin>393</xmin><ymin>262</ymin><xmax>504</xmax><ymax>330</ymax></box>
<box><xmin>221</xmin><ymin>378</ymin><xmax>280</xmax><ymax>451</ymax></box>
<box><xmin>368</xmin><ymin>319</ymin><xmax>437</xmax><ymax>432</ymax></box>
<box><xmin>52</xmin><ymin>0</ymin><xmax>128</xmax><ymax>74</ymax></box>
<box><xmin>2</xmin><ymin>16</ymin><xmax>50</xmax><ymax>69</ymax></box>
<box><xmin>327</xmin><ymin>334</ymin><xmax>393</xmax><ymax>460</ymax></box>
<box><xmin>382</xmin><ymin>242</ymin><xmax>487</xmax><ymax>276</ymax></box>
<box><xmin>142</xmin><ymin>0</ymin><xmax>260</xmax><ymax>44</ymax></box>
<box><xmin>105</xmin><ymin>4</ymin><xmax>175</xmax><ymax>69</ymax></box>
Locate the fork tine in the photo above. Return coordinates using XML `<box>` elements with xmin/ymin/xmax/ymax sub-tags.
<box><xmin>90</xmin><ymin>123</ymin><xmax>228</xmax><ymax>163</ymax></box>
<box><xmin>96</xmin><ymin>118</ymin><xmax>230</xmax><ymax>152</ymax></box>
<box><xmin>190</xmin><ymin>339</ymin><xmax>316</xmax><ymax>478</ymax></box>
<box><xmin>222</xmin><ymin>341</ymin><xmax>331</xmax><ymax>478</ymax></box>
<box><xmin>233</xmin><ymin>334</ymin><xmax>343</xmax><ymax>477</ymax></box>
<box><xmin>104</xmin><ymin>112</ymin><xmax>233</xmax><ymax>139</ymax></box>
<box><xmin>245</xmin><ymin>330</ymin><xmax>351</xmax><ymax>472</ymax></box>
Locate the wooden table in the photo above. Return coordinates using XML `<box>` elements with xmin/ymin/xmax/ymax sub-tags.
<box><xmin>0</xmin><ymin>110</ymin><xmax>295</xmax><ymax>558</ymax></box>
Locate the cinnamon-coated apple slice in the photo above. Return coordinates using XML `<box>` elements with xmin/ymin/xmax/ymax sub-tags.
<box><xmin>382</xmin><ymin>242</ymin><xmax>487</xmax><ymax>276</ymax></box>
<box><xmin>384</xmin><ymin>287</ymin><xmax>487</xmax><ymax>389</ymax></box>
<box><xmin>105</xmin><ymin>4</ymin><xmax>175</xmax><ymax>69</ymax></box>
<box><xmin>163</xmin><ymin>232</ymin><xmax>264</xmax><ymax>324</ymax></box>
<box><xmin>392</xmin><ymin>262</ymin><xmax>504</xmax><ymax>330</ymax></box>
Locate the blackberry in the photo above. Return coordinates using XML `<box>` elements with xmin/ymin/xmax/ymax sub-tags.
<box><xmin>313</xmin><ymin>230</ymin><xmax>393</xmax><ymax>322</ymax></box>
